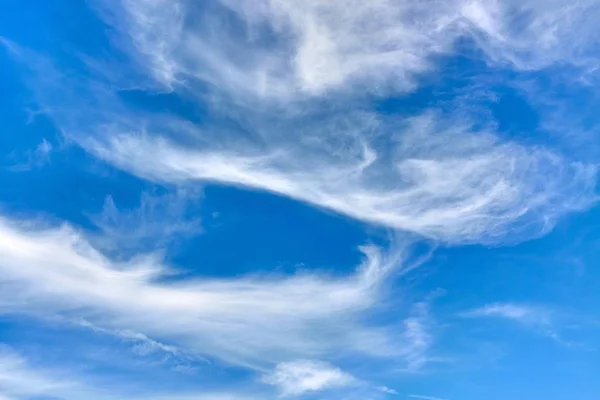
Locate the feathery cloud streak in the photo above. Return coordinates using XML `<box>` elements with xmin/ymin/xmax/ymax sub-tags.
<box><xmin>106</xmin><ymin>0</ymin><xmax>600</xmax><ymax>96</ymax></box>
<box><xmin>0</xmin><ymin>346</ymin><xmax>253</xmax><ymax>400</ymax></box>
<box><xmin>409</xmin><ymin>395</ymin><xmax>449</xmax><ymax>400</ymax></box>
<box><xmin>0</xmin><ymin>347</ymin><xmax>76</xmax><ymax>400</ymax></box>
<box><xmin>88</xmin><ymin>188</ymin><xmax>202</xmax><ymax>255</ymax></box>
<box><xmin>4</xmin><ymin>0</ymin><xmax>598</xmax><ymax>246</ymax></box>
<box><xmin>0</xmin><ymin>0</ymin><xmax>598</xmax><ymax>398</ymax></box>
<box><xmin>461</xmin><ymin>303</ymin><xmax>569</xmax><ymax>343</ymax></box>
<box><xmin>0</xmin><ymin>216</ymin><xmax>424</xmax><ymax>371</ymax></box>
<box><xmin>79</xmin><ymin>109</ymin><xmax>596</xmax><ymax>245</ymax></box>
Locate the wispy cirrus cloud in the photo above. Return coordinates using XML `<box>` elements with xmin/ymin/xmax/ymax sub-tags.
<box><xmin>81</xmin><ymin>110</ymin><xmax>595</xmax><ymax>245</ymax></box>
<box><xmin>2</xmin><ymin>1</ymin><xmax>600</xmax><ymax>398</ymax></box>
<box><xmin>0</xmin><ymin>215</ymin><xmax>425</xmax><ymax>375</ymax></box>
<box><xmin>5</xmin><ymin>138</ymin><xmax>53</xmax><ymax>172</ymax></box>
<box><xmin>461</xmin><ymin>303</ymin><xmax>566</xmax><ymax>343</ymax></box>
<box><xmin>88</xmin><ymin>188</ymin><xmax>202</xmax><ymax>255</ymax></box>
<box><xmin>0</xmin><ymin>345</ymin><xmax>252</xmax><ymax>400</ymax></box>
<box><xmin>464</xmin><ymin>0</ymin><xmax>600</xmax><ymax>71</ymax></box>
<box><xmin>461</xmin><ymin>303</ymin><xmax>548</xmax><ymax>321</ymax></box>
<box><xmin>262</xmin><ymin>359</ymin><xmax>355</xmax><ymax>396</ymax></box>
<box><xmin>409</xmin><ymin>394</ymin><xmax>449</xmax><ymax>400</ymax></box>
<box><xmin>5</xmin><ymin>3</ymin><xmax>598</xmax><ymax>248</ymax></box>
<box><xmin>100</xmin><ymin>0</ymin><xmax>600</xmax><ymax>97</ymax></box>
<box><xmin>397</xmin><ymin>301</ymin><xmax>435</xmax><ymax>371</ymax></box>
<box><xmin>378</xmin><ymin>386</ymin><xmax>399</xmax><ymax>395</ymax></box>
<box><xmin>0</xmin><ymin>346</ymin><xmax>77</xmax><ymax>400</ymax></box>
<box><xmin>102</xmin><ymin>0</ymin><xmax>453</xmax><ymax>95</ymax></box>
<box><xmin>76</xmin><ymin>319</ymin><xmax>204</xmax><ymax>371</ymax></box>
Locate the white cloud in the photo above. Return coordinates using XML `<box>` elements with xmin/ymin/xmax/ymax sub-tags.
<box><xmin>98</xmin><ymin>0</ymin><xmax>600</xmax><ymax>98</ymax></box>
<box><xmin>379</xmin><ymin>386</ymin><xmax>399</xmax><ymax>395</ymax></box>
<box><xmin>0</xmin><ymin>345</ymin><xmax>252</xmax><ymax>400</ymax></box>
<box><xmin>81</xmin><ymin>111</ymin><xmax>596</xmax><ymax>245</ymax></box>
<box><xmin>0</xmin><ymin>216</ymin><xmax>422</xmax><ymax>372</ymax></box>
<box><xmin>77</xmin><ymin>319</ymin><xmax>203</xmax><ymax>369</ymax></box>
<box><xmin>88</xmin><ymin>0</ymin><xmax>185</xmax><ymax>89</ymax></box>
<box><xmin>262</xmin><ymin>360</ymin><xmax>355</xmax><ymax>396</ymax></box>
<box><xmin>409</xmin><ymin>395</ymin><xmax>449</xmax><ymax>400</ymax></box>
<box><xmin>5</xmin><ymin>138</ymin><xmax>54</xmax><ymax>172</ymax></box>
<box><xmin>399</xmin><ymin>302</ymin><xmax>434</xmax><ymax>371</ymax></box>
<box><xmin>461</xmin><ymin>303</ymin><xmax>565</xmax><ymax>343</ymax></box>
<box><xmin>2</xmin><ymin>1</ymin><xmax>598</xmax><ymax>397</ymax></box>
<box><xmin>462</xmin><ymin>303</ymin><xmax>552</xmax><ymax>323</ymax></box>
<box><xmin>463</xmin><ymin>0</ymin><xmax>600</xmax><ymax>70</ymax></box>
<box><xmin>104</xmin><ymin>0</ymin><xmax>457</xmax><ymax>96</ymax></box>
<box><xmin>0</xmin><ymin>346</ymin><xmax>77</xmax><ymax>399</ymax></box>
<box><xmin>5</xmin><ymin>5</ymin><xmax>598</xmax><ymax>248</ymax></box>
<box><xmin>88</xmin><ymin>188</ymin><xmax>201</xmax><ymax>255</ymax></box>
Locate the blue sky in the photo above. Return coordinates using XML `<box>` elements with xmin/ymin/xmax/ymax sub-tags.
<box><xmin>1</xmin><ymin>0</ymin><xmax>600</xmax><ymax>399</ymax></box>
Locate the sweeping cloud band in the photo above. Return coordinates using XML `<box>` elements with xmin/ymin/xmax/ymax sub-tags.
<box><xmin>0</xmin><ymin>0</ymin><xmax>599</xmax><ymax>399</ymax></box>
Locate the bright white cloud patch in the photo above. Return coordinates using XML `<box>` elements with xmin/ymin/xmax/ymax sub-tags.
<box><xmin>262</xmin><ymin>360</ymin><xmax>355</xmax><ymax>396</ymax></box>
